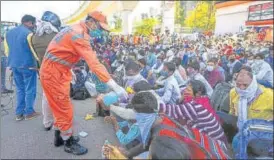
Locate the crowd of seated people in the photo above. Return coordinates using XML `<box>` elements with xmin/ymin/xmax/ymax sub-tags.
<box><xmin>69</xmin><ymin>32</ymin><xmax>273</xmax><ymax>159</ymax></box>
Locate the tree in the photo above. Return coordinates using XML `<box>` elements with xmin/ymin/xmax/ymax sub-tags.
<box><xmin>110</xmin><ymin>14</ymin><xmax>122</xmax><ymax>33</ymax></box>
<box><xmin>133</xmin><ymin>17</ymin><xmax>159</xmax><ymax>36</ymax></box>
<box><xmin>185</xmin><ymin>1</ymin><xmax>216</xmax><ymax>31</ymax></box>
<box><xmin>156</xmin><ymin>14</ymin><xmax>163</xmax><ymax>24</ymax></box>
<box><xmin>174</xmin><ymin>1</ymin><xmax>185</xmax><ymax>26</ymax></box>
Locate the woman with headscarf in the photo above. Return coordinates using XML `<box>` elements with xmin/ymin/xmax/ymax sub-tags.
<box><xmin>160</xmin><ymin>80</ymin><xmax>228</xmax><ymax>145</ymax></box>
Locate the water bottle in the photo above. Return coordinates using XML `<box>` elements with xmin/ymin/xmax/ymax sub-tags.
<box><xmin>102</xmin><ymin>139</ymin><xmax>111</xmax><ymax>159</ymax></box>
<box><xmin>103</xmin><ymin>91</ymin><xmax>119</xmax><ymax>107</ymax></box>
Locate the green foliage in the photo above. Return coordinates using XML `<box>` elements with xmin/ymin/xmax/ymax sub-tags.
<box><xmin>133</xmin><ymin>18</ymin><xmax>159</xmax><ymax>36</ymax></box>
<box><xmin>174</xmin><ymin>1</ymin><xmax>184</xmax><ymax>26</ymax></box>
<box><xmin>185</xmin><ymin>1</ymin><xmax>216</xmax><ymax>31</ymax></box>
<box><xmin>111</xmin><ymin>14</ymin><xmax>122</xmax><ymax>33</ymax></box>
<box><xmin>110</xmin><ymin>28</ymin><xmax>122</xmax><ymax>33</ymax></box>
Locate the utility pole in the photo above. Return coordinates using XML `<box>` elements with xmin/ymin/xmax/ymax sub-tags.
<box><xmin>160</xmin><ymin>1</ymin><xmax>165</xmax><ymax>34</ymax></box>
<box><xmin>206</xmin><ymin>1</ymin><xmax>214</xmax><ymax>31</ymax></box>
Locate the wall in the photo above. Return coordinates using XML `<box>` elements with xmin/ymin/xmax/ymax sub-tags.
<box><xmin>215</xmin><ymin>1</ymin><xmax>272</xmax><ymax>35</ymax></box>
<box><xmin>163</xmin><ymin>5</ymin><xmax>175</xmax><ymax>33</ymax></box>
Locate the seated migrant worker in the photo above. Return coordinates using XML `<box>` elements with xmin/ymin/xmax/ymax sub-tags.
<box><xmin>155</xmin><ymin>62</ymin><xmax>181</xmax><ymax>104</ymax></box>
<box><xmin>102</xmin><ymin>91</ymin><xmax>232</xmax><ymax>159</ymax></box>
<box><xmin>103</xmin><ymin>80</ymin><xmax>153</xmax><ymax>150</ymax></box>
<box><xmin>138</xmin><ymin>57</ymin><xmax>156</xmax><ymax>86</ymax></box>
<box><xmin>96</xmin><ymin>60</ymin><xmax>147</xmax><ymax>117</ymax></box>
<box><xmin>217</xmin><ymin>66</ymin><xmax>273</xmax><ymax>157</ymax></box>
<box><xmin>251</xmin><ymin>53</ymin><xmax>273</xmax><ymax>88</ymax></box>
<box><xmin>159</xmin><ymin>80</ymin><xmax>228</xmax><ymax>145</ymax></box>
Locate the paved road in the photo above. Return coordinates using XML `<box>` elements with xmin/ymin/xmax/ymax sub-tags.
<box><xmin>1</xmin><ymin>80</ymin><xmax>118</xmax><ymax>159</ymax></box>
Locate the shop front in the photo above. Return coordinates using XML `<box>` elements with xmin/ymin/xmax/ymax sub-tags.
<box><xmin>215</xmin><ymin>0</ymin><xmax>273</xmax><ymax>40</ymax></box>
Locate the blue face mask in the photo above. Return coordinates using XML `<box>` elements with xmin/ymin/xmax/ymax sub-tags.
<box><xmin>160</xmin><ymin>70</ymin><xmax>169</xmax><ymax>77</ymax></box>
<box><xmin>89</xmin><ymin>29</ymin><xmax>102</xmax><ymax>38</ymax></box>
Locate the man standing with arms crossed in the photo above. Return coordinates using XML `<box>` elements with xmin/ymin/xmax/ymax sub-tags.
<box><xmin>40</xmin><ymin>11</ymin><xmax>127</xmax><ymax>155</ymax></box>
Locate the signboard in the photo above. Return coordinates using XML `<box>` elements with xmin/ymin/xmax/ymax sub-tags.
<box><xmin>248</xmin><ymin>4</ymin><xmax>261</xmax><ymax>21</ymax></box>
<box><xmin>248</xmin><ymin>2</ymin><xmax>273</xmax><ymax>21</ymax></box>
<box><xmin>261</xmin><ymin>2</ymin><xmax>273</xmax><ymax>20</ymax></box>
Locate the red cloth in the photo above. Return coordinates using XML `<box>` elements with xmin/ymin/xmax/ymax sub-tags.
<box><xmin>235</xmin><ymin>55</ymin><xmax>241</xmax><ymax>60</ymax></box>
<box><xmin>159</xmin><ymin>116</ymin><xmax>208</xmax><ymax>159</ymax></box>
<box><xmin>159</xmin><ymin>129</ymin><xmax>209</xmax><ymax>159</ymax></box>
<box><xmin>206</xmin><ymin>69</ymin><xmax>224</xmax><ymax>88</ymax></box>
<box><xmin>158</xmin><ymin>115</ymin><xmax>227</xmax><ymax>159</ymax></box>
<box><xmin>222</xmin><ymin>46</ymin><xmax>233</xmax><ymax>57</ymax></box>
<box><xmin>194</xmin><ymin>96</ymin><xmax>220</xmax><ymax>122</ymax></box>
<box><xmin>258</xmin><ymin>32</ymin><xmax>266</xmax><ymax>41</ymax></box>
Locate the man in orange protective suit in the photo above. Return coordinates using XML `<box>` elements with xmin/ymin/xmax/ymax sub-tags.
<box><xmin>40</xmin><ymin>11</ymin><xmax>127</xmax><ymax>155</ymax></box>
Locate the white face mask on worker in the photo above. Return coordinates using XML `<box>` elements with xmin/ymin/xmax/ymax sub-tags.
<box><xmin>206</xmin><ymin>66</ymin><xmax>214</xmax><ymax>72</ymax></box>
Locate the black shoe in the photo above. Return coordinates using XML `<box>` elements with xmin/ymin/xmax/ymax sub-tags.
<box><xmin>15</xmin><ymin>114</ymin><xmax>24</xmax><ymax>121</ymax></box>
<box><xmin>97</xmin><ymin>105</ymin><xmax>109</xmax><ymax>117</ymax></box>
<box><xmin>1</xmin><ymin>89</ymin><xmax>14</xmax><ymax>94</ymax></box>
<box><xmin>54</xmin><ymin>130</ymin><xmax>64</xmax><ymax>147</ymax></box>
<box><xmin>54</xmin><ymin>130</ymin><xmax>80</xmax><ymax>147</ymax></box>
<box><xmin>64</xmin><ymin>136</ymin><xmax>88</xmax><ymax>155</ymax></box>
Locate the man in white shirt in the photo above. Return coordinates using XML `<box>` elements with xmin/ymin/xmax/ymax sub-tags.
<box><xmin>186</xmin><ymin>60</ymin><xmax>213</xmax><ymax>97</ymax></box>
<box><xmin>251</xmin><ymin>53</ymin><xmax>273</xmax><ymax>88</ymax></box>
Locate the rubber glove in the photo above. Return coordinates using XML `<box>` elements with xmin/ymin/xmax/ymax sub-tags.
<box><xmin>107</xmin><ymin>79</ymin><xmax>128</xmax><ymax>98</ymax></box>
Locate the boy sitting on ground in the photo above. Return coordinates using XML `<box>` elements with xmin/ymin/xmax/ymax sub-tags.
<box><xmin>95</xmin><ymin>60</ymin><xmax>147</xmax><ymax>117</ymax></box>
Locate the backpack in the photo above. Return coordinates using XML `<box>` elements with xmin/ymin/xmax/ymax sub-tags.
<box><xmin>210</xmin><ymin>82</ymin><xmax>232</xmax><ymax>113</ymax></box>
<box><xmin>70</xmin><ymin>69</ymin><xmax>90</xmax><ymax>100</ymax></box>
<box><xmin>113</xmin><ymin>65</ymin><xmax>125</xmax><ymax>86</ymax></box>
<box><xmin>233</xmin><ymin>119</ymin><xmax>274</xmax><ymax>159</ymax></box>
<box><xmin>72</xmin><ymin>88</ymin><xmax>90</xmax><ymax>100</ymax></box>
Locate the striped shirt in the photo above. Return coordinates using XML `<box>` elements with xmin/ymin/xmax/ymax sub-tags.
<box><xmin>158</xmin><ymin>101</ymin><xmax>227</xmax><ymax>144</ymax></box>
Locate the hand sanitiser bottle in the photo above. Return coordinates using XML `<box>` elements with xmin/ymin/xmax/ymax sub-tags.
<box><xmin>103</xmin><ymin>91</ymin><xmax>119</xmax><ymax>106</ymax></box>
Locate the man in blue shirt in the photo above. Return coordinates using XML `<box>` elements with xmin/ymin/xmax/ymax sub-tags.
<box><xmin>146</xmin><ymin>48</ymin><xmax>157</xmax><ymax>68</ymax></box>
<box><xmin>233</xmin><ymin>43</ymin><xmax>244</xmax><ymax>55</ymax></box>
<box><xmin>5</xmin><ymin>15</ymin><xmax>40</xmax><ymax>121</ymax></box>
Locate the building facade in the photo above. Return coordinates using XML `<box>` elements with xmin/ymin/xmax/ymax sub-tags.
<box><xmin>215</xmin><ymin>1</ymin><xmax>273</xmax><ymax>35</ymax></box>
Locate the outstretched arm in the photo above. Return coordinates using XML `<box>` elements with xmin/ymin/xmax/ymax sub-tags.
<box><xmin>72</xmin><ymin>35</ymin><xmax>127</xmax><ymax>97</ymax></box>
<box><xmin>72</xmin><ymin>35</ymin><xmax>111</xmax><ymax>83</ymax></box>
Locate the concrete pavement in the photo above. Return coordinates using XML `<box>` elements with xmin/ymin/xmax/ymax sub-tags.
<box><xmin>1</xmin><ymin>81</ymin><xmax>118</xmax><ymax>159</ymax></box>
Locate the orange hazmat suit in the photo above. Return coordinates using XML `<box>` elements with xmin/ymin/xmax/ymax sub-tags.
<box><xmin>40</xmin><ymin>21</ymin><xmax>111</xmax><ymax>138</ymax></box>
